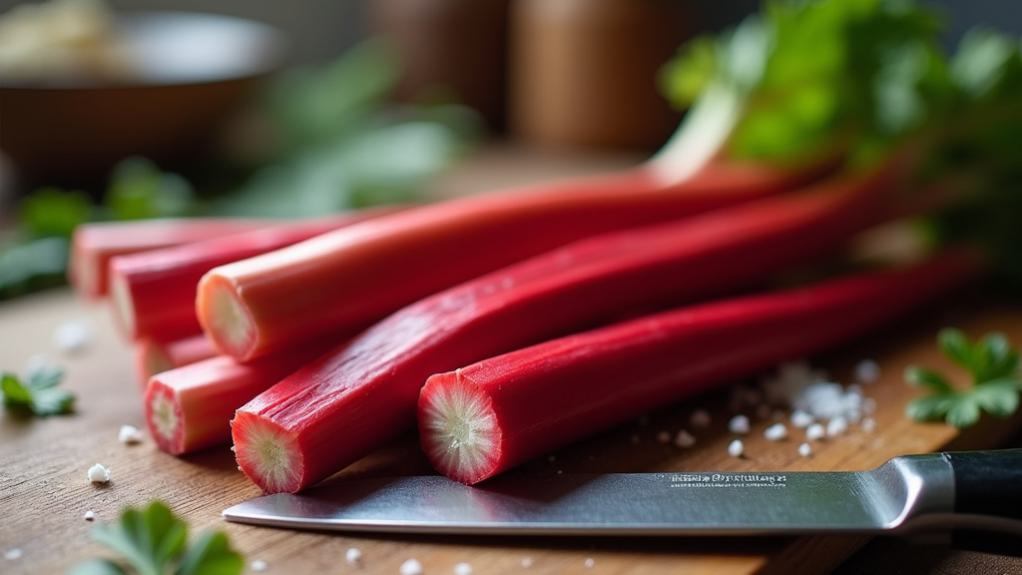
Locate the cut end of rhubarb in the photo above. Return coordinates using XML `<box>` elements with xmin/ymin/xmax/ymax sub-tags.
<box><xmin>232</xmin><ymin>411</ymin><xmax>304</xmax><ymax>493</ymax></box>
<box><xmin>110</xmin><ymin>270</ymin><xmax>137</xmax><ymax>338</ymax></box>
<box><xmin>136</xmin><ymin>342</ymin><xmax>172</xmax><ymax>387</ymax></box>
<box><xmin>418</xmin><ymin>371</ymin><xmax>501</xmax><ymax>485</ymax></box>
<box><xmin>145</xmin><ymin>381</ymin><xmax>184</xmax><ymax>455</ymax></box>
<box><xmin>199</xmin><ymin>273</ymin><xmax>257</xmax><ymax>360</ymax></box>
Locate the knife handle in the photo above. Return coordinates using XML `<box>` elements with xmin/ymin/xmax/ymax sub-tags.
<box><xmin>944</xmin><ymin>449</ymin><xmax>1022</xmax><ymax>521</ymax></box>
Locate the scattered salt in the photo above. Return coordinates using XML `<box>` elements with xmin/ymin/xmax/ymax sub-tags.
<box><xmin>862</xmin><ymin>417</ymin><xmax>876</xmax><ymax>433</ymax></box>
<box><xmin>728</xmin><ymin>415</ymin><xmax>750</xmax><ymax>435</ymax></box>
<box><xmin>826</xmin><ymin>417</ymin><xmax>848</xmax><ymax>438</ymax></box>
<box><xmin>806</xmin><ymin>423</ymin><xmax>825</xmax><ymax>441</ymax></box>
<box><xmin>5</xmin><ymin>548</ymin><xmax>22</xmax><ymax>560</ymax></box>
<box><xmin>674</xmin><ymin>430</ymin><xmax>696</xmax><ymax>448</ymax></box>
<box><xmin>728</xmin><ymin>439</ymin><xmax>744</xmax><ymax>458</ymax></box>
<box><xmin>53</xmin><ymin>320</ymin><xmax>91</xmax><ymax>353</ymax></box>
<box><xmin>798</xmin><ymin>443</ymin><xmax>812</xmax><ymax>458</ymax></box>
<box><xmin>83</xmin><ymin>510</ymin><xmax>96</xmax><ymax>521</ymax></box>
<box><xmin>250</xmin><ymin>559</ymin><xmax>267</xmax><ymax>572</ymax></box>
<box><xmin>454</xmin><ymin>562</ymin><xmax>473</xmax><ymax>575</ymax></box>
<box><xmin>520</xmin><ymin>557</ymin><xmax>534</xmax><ymax>568</ymax></box>
<box><xmin>400</xmin><ymin>558</ymin><xmax>423</xmax><ymax>575</ymax></box>
<box><xmin>118</xmin><ymin>425</ymin><xmax>143</xmax><ymax>445</ymax></box>
<box><xmin>87</xmin><ymin>463</ymin><xmax>110</xmax><ymax>484</ymax></box>
<box><xmin>764</xmin><ymin>423</ymin><xmax>788</xmax><ymax>441</ymax></box>
<box><xmin>689</xmin><ymin>409</ymin><xmax>711</xmax><ymax>428</ymax></box>
<box><xmin>584</xmin><ymin>558</ymin><xmax>595</xmax><ymax>569</ymax></box>
<box><xmin>656</xmin><ymin>430</ymin><xmax>671</xmax><ymax>444</ymax></box>
<box><xmin>855</xmin><ymin>359</ymin><xmax>880</xmax><ymax>384</ymax></box>
<box><xmin>346</xmin><ymin>547</ymin><xmax>363</xmax><ymax>565</ymax></box>
<box><xmin>791</xmin><ymin>410</ymin><xmax>814</xmax><ymax>428</ymax></box>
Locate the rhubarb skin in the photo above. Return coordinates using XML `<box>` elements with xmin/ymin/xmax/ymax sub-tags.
<box><xmin>419</xmin><ymin>252</ymin><xmax>980</xmax><ymax>484</ymax></box>
<box><xmin>70</xmin><ymin>218</ymin><xmax>270</xmax><ymax>299</ymax></box>
<box><xmin>199</xmin><ymin>160</ymin><xmax>835</xmax><ymax>361</ymax></box>
<box><xmin>109</xmin><ymin>210</ymin><xmax>395</xmax><ymax>341</ymax></box>
<box><xmin>135</xmin><ymin>334</ymin><xmax>217</xmax><ymax>387</ymax></box>
<box><xmin>144</xmin><ymin>343</ymin><xmax>332</xmax><ymax>455</ymax></box>
<box><xmin>230</xmin><ymin>162</ymin><xmax>902</xmax><ymax>494</ymax></box>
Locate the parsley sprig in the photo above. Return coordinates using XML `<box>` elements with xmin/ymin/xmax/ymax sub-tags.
<box><xmin>70</xmin><ymin>502</ymin><xmax>244</xmax><ymax>575</ymax></box>
<box><xmin>1</xmin><ymin>360</ymin><xmax>74</xmax><ymax>416</ymax></box>
<box><xmin>905</xmin><ymin>328</ymin><xmax>1021</xmax><ymax>427</ymax></box>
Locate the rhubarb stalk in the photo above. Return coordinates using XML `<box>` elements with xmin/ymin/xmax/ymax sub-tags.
<box><xmin>230</xmin><ymin>161</ymin><xmax>901</xmax><ymax>493</ymax></box>
<box><xmin>110</xmin><ymin>210</ymin><xmax>396</xmax><ymax>341</ymax></box>
<box><xmin>136</xmin><ymin>335</ymin><xmax>217</xmax><ymax>386</ymax></box>
<box><xmin>419</xmin><ymin>252</ymin><xmax>979</xmax><ymax>484</ymax></box>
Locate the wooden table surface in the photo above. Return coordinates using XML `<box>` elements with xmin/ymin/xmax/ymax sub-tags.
<box><xmin>2</xmin><ymin>146</ymin><xmax>1021</xmax><ymax>574</ymax></box>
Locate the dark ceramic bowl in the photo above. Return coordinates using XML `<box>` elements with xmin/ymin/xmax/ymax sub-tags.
<box><xmin>0</xmin><ymin>11</ymin><xmax>284</xmax><ymax>187</ymax></box>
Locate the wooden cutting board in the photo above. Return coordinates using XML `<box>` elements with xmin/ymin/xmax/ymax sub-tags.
<box><xmin>2</xmin><ymin>289</ymin><xmax>1020</xmax><ymax>575</ymax></box>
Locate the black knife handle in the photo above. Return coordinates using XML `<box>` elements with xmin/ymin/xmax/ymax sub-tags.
<box><xmin>944</xmin><ymin>449</ymin><xmax>1022</xmax><ymax>521</ymax></box>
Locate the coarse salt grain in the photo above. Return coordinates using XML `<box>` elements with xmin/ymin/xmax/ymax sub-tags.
<box><xmin>798</xmin><ymin>443</ymin><xmax>812</xmax><ymax>457</ymax></box>
<box><xmin>728</xmin><ymin>415</ymin><xmax>750</xmax><ymax>434</ymax></box>
<box><xmin>728</xmin><ymin>439</ymin><xmax>744</xmax><ymax>458</ymax></box>
<box><xmin>855</xmin><ymin>359</ymin><xmax>880</xmax><ymax>384</ymax></box>
<box><xmin>674</xmin><ymin>430</ymin><xmax>696</xmax><ymax>448</ymax></box>
<box><xmin>584</xmin><ymin>558</ymin><xmax>595</xmax><ymax>568</ymax></box>
<box><xmin>521</xmin><ymin>557</ymin><xmax>534</xmax><ymax>568</ymax></box>
<box><xmin>806</xmin><ymin>423</ymin><xmax>825</xmax><ymax>441</ymax></box>
<box><xmin>826</xmin><ymin>417</ymin><xmax>848</xmax><ymax>437</ymax></box>
<box><xmin>53</xmin><ymin>320</ymin><xmax>91</xmax><ymax>353</ymax></box>
<box><xmin>656</xmin><ymin>430</ymin><xmax>671</xmax><ymax>444</ymax></box>
<box><xmin>118</xmin><ymin>424</ymin><xmax>143</xmax><ymax>445</ymax></box>
<box><xmin>83</xmin><ymin>510</ymin><xmax>96</xmax><ymax>521</ymax></box>
<box><xmin>87</xmin><ymin>463</ymin><xmax>110</xmax><ymax>484</ymax></box>
<box><xmin>454</xmin><ymin>562</ymin><xmax>473</xmax><ymax>575</ymax></box>
<box><xmin>5</xmin><ymin>548</ymin><xmax>22</xmax><ymax>560</ymax></box>
<box><xmin>689</xmin><ymin>409</ymin><xmax>711</xmax><ymax>428</ymax></box>
<box><xmin>862</xmin><ymin>417</ymin><xmax>876</xmax><ymax>433</ymax></box>
<box><xmin>791</xmin><ymin>410</ymin><xmax>814</xmax><ymax>428</ymax></box>
<box><xmin>346</xmin><ymin>548</ymin><xmax>363</xmax><ymax>565</ymax></box>
<box><xmin>764</xmin><ymin>423</ymin><xmax>788</xmax><ymax>441</ymax></box>
<box><xmin>250</xmin><ymin>559</ymin><xmax>267</xmax><ymax>572</ymax></box>
<box><xmin>400</xmin><ymin>558</ymin><xmax>423</xmax><ymax>575</ymax></box>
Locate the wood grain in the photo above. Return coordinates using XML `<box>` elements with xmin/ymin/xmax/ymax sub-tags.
<box><xmin>2</xmin><ymin>287</ymin><xmax>1020</xmax><ymax>575</ymax></box>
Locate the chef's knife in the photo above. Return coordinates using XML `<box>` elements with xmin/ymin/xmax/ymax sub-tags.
<box><xmin>223</xmin><ymin>449</ymin><xmax>1022</xmax><ymax>536</ymax></box>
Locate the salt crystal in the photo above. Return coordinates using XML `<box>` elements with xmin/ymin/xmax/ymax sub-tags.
<box><xmin>54</xmin><ymin>320</ymin><xmax>91</xmax><ymax>353</ymax></box>
<box><xmin>5</xmin><ymin>548</ymin><xmax>22</xmax><ymax>560</ymax></box>
<box><xmin>855</xmin><ymin>359</ymin><xmax>880</xmax><ymax>384</ymax></box>
<box><xmin>826</xmin><ymin>417</ymin><xmax>848</xmax><ymax>437</ymax></box>
<box><xmin>798</xmin><ymin>443</ymin><xmax>812</xmax><ymax>458</ymax></box>
<box><xmin>656</xmin><ymin>430</ymin><xmax>671</xmax><ymax>444</ymax></box>
<box><xmin>584</xmin><ymin>558</ymin><xmax>595</xmax><ymax>568</ymax></box>
<box><xmin>728</xmin><ymin>415</ymin><xmax>750</xmax><ymax>435</ymax></box>
<box><xmin>87</xmin><ymin>463</ymin><xmax>110</xmax><ymax>484</ymax></box>
<box><xmin>83</xmin><ymin>510</ymin><xmax>96</xmax><ymax>521</ymax></box>
<box><xmin>862</xmin><ymin>417</ymin><xmax>876</xmax><ymax>433</ymax></box>
<box><xmin>674</xmin><ymin>430</ymin><xmax>696</xmax><ymax>448</ymax></box>
<box><xmin>791</xmin><ymin>410</ymin><xmax>814</xmax><ymax>428</ymax></box>
<box><xmin>728</xmin><ymin>439</ymin><xmax>744</xmax><ymax>458</ymax></box>
<box><xmin>764</xmin><ymin>423</ymin><xmax>788</xmax><ymax>441</ymax></box>
<box><xmin>400</xmin><ymin>559</ymin><xmax>423</xmax><ymax>575</ymax></box>
<box><xmin>521</xmin><ymin>557</ymin><xmax>534</xmax><ymax>568</ymax></box>
<box><xmin>689</xmin><ymin>409</ymin><xmax>711</xmax><ymax>428</ymax></box>
<box><xmin>454</xmin><ymin>562</ymin><xmax>473</xmax><ymax>575</ymax></box>
<box><xmin>118</xmin><ymin>425</ymin><xmax>143</xmax><ymax>445</ymax></box>
<box><xmin>346</xmin><ymin>547</ymin><xmax>363</xmax><ymax>565</ymax></box>
<box><xmin>250</xmin><ymin>560</ymin><xmax>267</xmax><ymax>572</ymax></box>
<box><xmin>806</xmin><ymin>423</ymin><xmax>825</xmax><ymax>441</ymax></box>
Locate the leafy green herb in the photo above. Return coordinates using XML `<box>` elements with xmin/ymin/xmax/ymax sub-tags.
<box><xmin>104</xmin><ymin>158</ymin><xmax>196</xmax><ymax>221</ymax></box>
<box><xmin>905</xmin><ymin>328</ymin><xmax>1021</xmax><ymax>427</ymax></box>
<box><xmin>19</xmin><ymin>187</ymin><xmax>94</xmax><ymax>238</ymax></box>
<box><xmin>69</xmin><ymin>502</ymin><xmax>244</xmax><ymax>575</ymax></box>
<box><xmin>1</xmin><ymin>360</ymin><xmax>74</xmax><ymax>416</ymax></box>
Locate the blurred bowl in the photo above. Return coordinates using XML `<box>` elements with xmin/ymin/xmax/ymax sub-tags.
<box><xmin>0</xmin><ymin>11</ymin><xmax>284</xmax><ymax>188</ymax></box>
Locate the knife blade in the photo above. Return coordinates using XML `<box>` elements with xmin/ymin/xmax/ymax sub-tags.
<box><xmin>223</xmin><ymin>449</ymin><xmax>1022</xmax><ymax>536</ymax></box>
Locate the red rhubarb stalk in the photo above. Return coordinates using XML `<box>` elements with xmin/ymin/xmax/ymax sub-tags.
<box><xmin>230</xmin><ymin>161</ymin><xmax>901</xmax><ymax>493</ymax></box>
<box><xmin>136</xmin><ymin>334</ymin><xmax>217</xmax><ymax>387</ymax></box>
<box><xmin>419</xmin><ymin>252</ymin><xmax>979</xmax><ymax>484</ymax></box>
<box><xmin>110</xmin><ymin>209</ymin><xmax>397</xmax><ymax>341</ymax></box>
<box><xmin>198</xmin><ymin>159</ymin><xmax>835</xmax><ymax>361</ymax></box>
<box><xmin>70</xmin><ymin>218</ymin><xmax>270</xmax><ymax>298</ymax></box>
<box><xmin>144</xmin><ymin>344</ymin><xmax>333</xmax><ymax>455</ymax></box>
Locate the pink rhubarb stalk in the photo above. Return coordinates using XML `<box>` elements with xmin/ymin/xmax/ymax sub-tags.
<box><xmin>135</xmin><ymin>334</ymin><xmax>217</xmax><ymax>386</ymax></box>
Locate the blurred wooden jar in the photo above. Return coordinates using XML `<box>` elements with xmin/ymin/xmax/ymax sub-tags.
<box><xmin>371</xmin><ymin>0</ymin><xmax>511</xmax><ymax>130</ymax></box>
<box><xmin>511</xmin><ymin>0</ymin><xmax>690</xmax><ymax>150</ymax></box>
